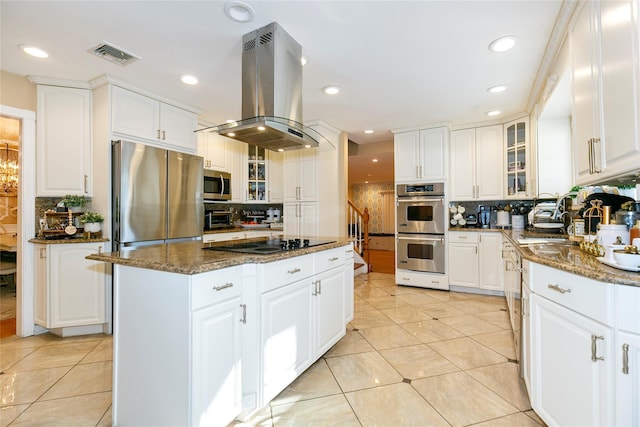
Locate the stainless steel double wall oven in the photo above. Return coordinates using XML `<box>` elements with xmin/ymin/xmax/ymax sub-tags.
<box><xmin>396</xmin><ymin>182</ymin><xmax>446</xmax><ymax>274</ymax></box>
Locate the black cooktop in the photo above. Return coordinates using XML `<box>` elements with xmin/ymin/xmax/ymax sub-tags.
<box><xmin>204</xmin><ymin>238</ymin><xmax>336</xmax><ymax>255</ymax></box>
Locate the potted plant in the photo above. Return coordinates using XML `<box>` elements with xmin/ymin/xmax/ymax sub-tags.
<box><xmin>79</xmin><ymin>211</ymin><xmax>104</xmax><ymax>233</ymax></box>
<box><xmin>63</xmin><ymin>194</ymin><xmax>87</xmax><ymax>212</ymax></box>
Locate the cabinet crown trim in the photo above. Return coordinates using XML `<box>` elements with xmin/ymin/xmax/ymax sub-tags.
<box><xmin>27</xmin><ymin>75</ymin><xmax>91</xmax><ymax>89</ymax></box>
<box><xmin>89</xmin><ymin>74</ymin><xmax>203</xmax><ymax>114</ymax></box>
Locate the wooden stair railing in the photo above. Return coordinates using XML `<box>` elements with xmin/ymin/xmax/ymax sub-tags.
<box><xmin>347</xmin><ymin>200</ymin><xmax>370</xmax><ymax>266</ymax></box>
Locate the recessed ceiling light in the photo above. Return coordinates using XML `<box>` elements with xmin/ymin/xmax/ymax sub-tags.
<box><xmin>227</xmin><ymin>132</ymin><xmax>236</xmax><ymax>137</ymax></box>
<box><xmin>364</xmin><ymin>181</ymin><xmax>369</xmax><ymax>184</ymax></box>
<box><xmin>304</xmin><ymin>144</ymin><xmax>311</xmax><ymax>148</ymax></box>
<box><xmin>278</xmin><ymin>148</ymin><xmax>284</xmax><ymax>152</ymax></box>
<box><xmin>179</xmin><ymin>74</ymin><xmax>198</xmax><ymax>85</ymax></box>
<box><xmin>372</xmin><ymin>158</ymin><xmax>379</xmax><ymax>163</ymax></box>
<box><xmin>486</xmin><ymin>110</ymin><xmax>501</xmax><ymax>116</ymax></box>
<box><xmin>323</xmin><ymin>86</ymin><xmax>340</xmax><ymax>95</ymax></box>
<box><xmin>19</xmin><ymin>44</ymin><xmax>48</xmax><ymax>58</ymax></box>
<box><xmin>224</xmin><ymin>1</ymin><xmax>255</xmax><ymax>22</ymax></box>
<box><xmin>257</xmin><ymin>126</ymin><xmax>266</xmax><ymax>131</ymax></box>
<box><xmin>487</xmin><ymin>85</ymin><xmax>507</xmax><ymax>93</ymax></box>
<box><xmin>364</xmin><ymin>129</ymin><xmax>374</xmax><ymax>134</ymax></box>
<box><xmin>301</xmin><ymin>55</ymin><xmax>308</xmax><ymax>66</ymax></box>
<box><xmin>489</xmin><ymin>36</ymin><xmax>517</xmax><ymax>52</ymax></box>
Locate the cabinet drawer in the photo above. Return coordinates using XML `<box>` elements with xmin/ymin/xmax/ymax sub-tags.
<box><xmin>448</xmin><ymin>231</ymin><xmax>479</xmax><ymax>243</ymax></box>
<box><xmin>315</xmin><ymin>247</ymin><xmax>346</xmax><ymax>273</ymax></box>
<box><xmin>617</xmin><ymin>285</ymin><xmax>640</xmax><ymax>334</ymax></box>
<box><xmin>191</xmin><ymin>266</ymin><xmax>243</xmax><ymax>310</ymax></box>
<box><xmin>530</xmin><ymin>263</ymin><xmax>613</xmax><ymax>325</ymax></box>
<box><xmin>260</xmin><ymin>253</ymin><xmax>314</xmax><ymax>293</ymax></box>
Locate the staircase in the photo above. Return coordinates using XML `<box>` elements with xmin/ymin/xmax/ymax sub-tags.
<box><xmin>347</xmin><ymin>200</ymin><xmax>370</xmax><ymax>276</ymax></box>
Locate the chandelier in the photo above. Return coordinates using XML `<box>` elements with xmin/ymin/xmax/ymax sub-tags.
<box><xmin>0</xmin><ymin>143</ymin><xmax>18</xmax><ymax>194</ymax></box>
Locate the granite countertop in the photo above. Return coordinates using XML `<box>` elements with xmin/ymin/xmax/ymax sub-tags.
<box><xmin>86</xmin><ymin>236</ymin><xmax>352</xmax><ymax>275</ymax></box>
<box><xmin>29</xmin><ymin>237</ymin><xmax>110</xmax><ymax>245</ymax></box>
<box><xmin>502</xmin><ymin>230</ymin><xmax>639</xmax><ymax>287</ymax></box>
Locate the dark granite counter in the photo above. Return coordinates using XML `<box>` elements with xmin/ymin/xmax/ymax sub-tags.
<box><xmin>86</xmin><ymin>236</ymin><xmax>352</xmax><ymax>275</ymax></box>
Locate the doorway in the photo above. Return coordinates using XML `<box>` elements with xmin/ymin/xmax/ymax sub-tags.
<box><xmin>0</xmin><ymin>116</ymin><xmax>20</xmax><ymax>337</ymax></box>
<box><xmin>1</xmin><ymin>105</ymin><xmax>36</xmax><ymax>338</ymax></box>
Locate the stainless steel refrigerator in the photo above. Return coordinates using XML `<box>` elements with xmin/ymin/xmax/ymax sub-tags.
<box><xmin>112</xmin><ymin>140</ymin><xmax>203</xmax><ymax>250</ymax></box>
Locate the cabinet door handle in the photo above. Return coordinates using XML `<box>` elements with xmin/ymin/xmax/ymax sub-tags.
<box><xmin>213</xmin><ymin>282</ymin><xmax>233</xmax><ymax>291</ymax></box>
<box><xmin>240</xmin><ymin>304</ymin><xmax>247</xmax><ymax>324</ymax></box>
<box><xmin>312</xmin><ymin>280</ymin><xmax>321</xmax><ymax>295</ymax></box>
<box><xmin>547</xmin><ymin>284</ymin><xmax>571</xmax><ymax>294</ymax></box>
<box><xmin>591</xmin><ymin>334</ymin><xmax>605</xmax><ymax>362</ymax></box>
<box><xmin>587</xmin><ymin>138</ymin><xmax>593</xmax><ymax>174</ymax></box>
<box><xmin>162</xmin><ymin>130</ymin><xmax>166</xmax><ymax>141</ymax></box>
<box><xmin>622</xmin><ymin>343</ymin><xmax>629</xmax><ymax>374</ymax></box>
<box><xmin>84</xmin><ymin>175</ymin><xmax>88</xmax><ymax>194</ymax></box>
<box><xmin>287</xmin><ymin>268</ymin><xmax>301</xmax><ymax>275</ymax></box>
<box><xmin>419</xmin><ymin>165</ymin><xmax>423</xmax><ymax>179</ymax></box>
<box><xmin>157</xmin><ymin>129</ymin><xmax>161</xmax><ymax>140</ymax></box>
<box><xmin>592</xmin><ymin>138</ymin><xmax>601</xmax><ymax>173</ymax></box>
<box><xmin>329</xmin><ymin>257</ymin><xmax>339</xmax><ymax>262</ymax></box>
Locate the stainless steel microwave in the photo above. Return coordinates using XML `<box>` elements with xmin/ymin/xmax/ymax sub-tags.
<box><xmin>203</xmin><ymin>170</ymin><xmax>231</xmax><ymax>201</ymax></box>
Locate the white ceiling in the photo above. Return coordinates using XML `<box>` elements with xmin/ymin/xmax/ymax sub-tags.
<box><xmin>1</xmin><ymin>0</ymin><xmax>566</xmax><ymax>182</ymax></box>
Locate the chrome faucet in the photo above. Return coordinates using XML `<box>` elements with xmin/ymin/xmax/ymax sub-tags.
<box><xmin>550</xmin><ymin>192</ymin><xmax>578</xmax><ymax>221</ymax></box>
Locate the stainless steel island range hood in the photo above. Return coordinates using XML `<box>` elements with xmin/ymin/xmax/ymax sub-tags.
<box><xmin>203</xmin><ymin>22</ymin><xmax>327</xmax><ymax>151</ymax></box>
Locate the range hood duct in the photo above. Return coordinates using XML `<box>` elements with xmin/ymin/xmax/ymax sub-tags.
<box><xmin>201</xmin><ymin>22</ymin><xmax>327</xmax><ymax>151</ymax></box>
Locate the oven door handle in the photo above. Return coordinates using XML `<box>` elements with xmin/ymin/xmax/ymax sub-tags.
<box><xmin>397</xmin><ymin>236</ymin><xmax>444</xmax><ymax>242</ymax></box>
<box><xmin>397</xmin><ymin>198</ymin><xmax>444</xmax><ymax>203</ymax></box>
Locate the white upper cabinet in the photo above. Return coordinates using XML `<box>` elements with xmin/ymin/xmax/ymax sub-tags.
<box><xmin>111</xmin><ymin>86</ymin><xmax>197</xmax><ymax>152</ymax></box>
<box><xmin>571</xmin><ymin>0</ymin><xmax>640</xmax><ymax>184</ymax></box>
<box><xmin>504</xmin><ymin>118</ymin><xmax>531</xmax><ymax>199</ymax></box>
<box><xmin>197</xmin><ymin>129</ymin><xmax>229</xmax><ymax>171</ymax></box>
<box><xmin>394</xmin><ymin>127</ymin><xmax>447</xmax><ymax>183</ymax></box>
<box><xmin>283</xmin><ymin>149</ymin><xmax>317</xmax><ymax>201</ymax></box>
<box><xmin>36</xmin><ymin>85</ymin><xmax>92</xmax><ymax>197</ymax></box>
<box><xmin>450</xmin><ymin>125</ymin><xmax>503</xmax><ymax>201</ymax></box>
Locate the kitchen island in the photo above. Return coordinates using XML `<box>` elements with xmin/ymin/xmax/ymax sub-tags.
<box><xmin>87</xmin><ymin>237</ymin><xmax>354</xmax><ymax>427</ymax></box>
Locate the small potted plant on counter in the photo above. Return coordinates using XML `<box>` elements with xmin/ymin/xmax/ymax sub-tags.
<box><xmin>79</xmin><ymin>211</ymin><xmax>104</xmax><ymax>234</ymax></box>
<box><xmin>63</xmin><ymin>194</ymin><xmax>87</xmax><ymax>212</ymax></box>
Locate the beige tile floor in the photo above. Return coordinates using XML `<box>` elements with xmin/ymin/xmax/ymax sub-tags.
<box><xmin>0</xmin><ymin>272</ymin><xmax>545</xmax><ymax>426</ymax></box>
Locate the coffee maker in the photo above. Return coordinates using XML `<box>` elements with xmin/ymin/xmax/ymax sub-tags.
<box><xmin>478</xmin><ymin>205</ymin><xmax>491</xmax><ymax>228</ymax></box>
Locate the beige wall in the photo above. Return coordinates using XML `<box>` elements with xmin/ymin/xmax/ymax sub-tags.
<box><xmin>0</xmin><ymin>70</ymin><xmax>36</xmax><ymax>111</ymax></box>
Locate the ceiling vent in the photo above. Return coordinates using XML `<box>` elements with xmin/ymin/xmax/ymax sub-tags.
<box><xmin>88</xmin><ymin>41</ymin><xmax>141</xmax><ymax>66</ymax></box>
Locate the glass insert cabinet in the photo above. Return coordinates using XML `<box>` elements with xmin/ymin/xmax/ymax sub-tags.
<box><xmin>247</xmin><ymin>144</ymin><xmax>267</xmax><ymax>201</ymax></box>
<box><xmin>505</xmin><ymin>118</ymin><xmax>529</xmax><ymax>198</ymax></box>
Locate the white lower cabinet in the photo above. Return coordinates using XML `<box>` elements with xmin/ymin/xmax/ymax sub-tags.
<box><xmin>448</xmin><ymin>231</ymin><xmax>503</xmax><ymax>292</ymax></box>
<box><xmin>261</xmin><ymin>279</ymin><xmax>313</xmax><ymax>404</ymax></box>
<box><xmin>528</xmin><ymin>262</ymin><xmax>616</xmax><ymax>426</ymax></box>
<box><xmin>34</xmin><ymin>242</ymin><xmax>106</xmax><ymax>332</ymax></box>
<box><xmin>521</xmin><ymin>260</ymin><xmax>532</xmax><ymax>395</ymax></box>
<box><xmin>258</xmin><ymin>246</ymin><xmax>349</xmax><ymax>406</ymax></box>
<box><xmin>191</xmin><ymin>295</ymin><xmax>242</xmax><ymax>427</ymax></box>
<box><xmin>616</xmin><ymin>284</ymin><xmax>640</xmax><ymax>426</ymax></box>
<box><xmin>314</xmin><ymin>267</ymin><xmax>345</xmax><ymax>357</ymax></box>
<box><xmin>530</xmin><ymin>293</ymin><xmax>615</xmax><ymax>426</ymax></box>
